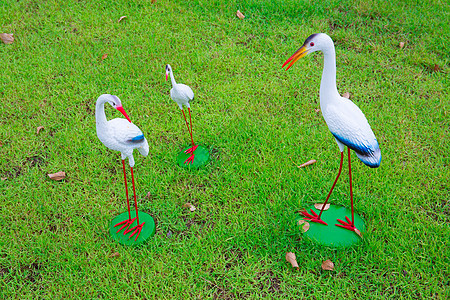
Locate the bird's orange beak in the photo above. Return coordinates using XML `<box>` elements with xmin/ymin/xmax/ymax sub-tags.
<box><xmin>116</xmin><ymin>106</ymin><xmax>131</xmax><ymax>123</ymax></box>
<box><xmin>282</xmin><ymin>45</ymin><xmax>309</xmax><ymax>71</ymax></box>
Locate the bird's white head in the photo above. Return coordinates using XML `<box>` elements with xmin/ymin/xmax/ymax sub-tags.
<box><xmin>282</xmin><ymin>33</ymin><xmax>334</xmax><ymax>71</ymax></box>
<box><xmin>165</xmin><ymin>64</ymin><xmax>172</xmax><ymax>81</ymax></box>
<box><xmin>98</xmin><ymin>94</ymin><xmax>131</xmax><ymax>123</ymax></box>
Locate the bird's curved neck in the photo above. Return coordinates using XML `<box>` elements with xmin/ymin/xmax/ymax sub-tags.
<box><xmin>320</xmin><ymin>47</ymin><xmax>340</xmax><ymax>105</ymax></box>
<box><xmin>95</xmin><ymin>98</ymin><xmax>108</xmax><ymax>128</ymax></box>
<box><xmin>169</xmin><ymin>71</ymin><xmax>177</xmax><ymax>87</ymax></box>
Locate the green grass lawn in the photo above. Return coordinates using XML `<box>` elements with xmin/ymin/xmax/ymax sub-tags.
<box><xmin>1</xmin><ymin>0</ymin><xmax>449</xmax><ymax>298</ymax></box>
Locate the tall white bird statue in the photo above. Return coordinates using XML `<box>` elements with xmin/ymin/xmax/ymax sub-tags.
<box><xmin>282</xmin><ymin>33</ymin><xmax>381</xmax><ymax>234</ymax></box>
<box><xmin>95</xmin><ymin>94</ymin><xmax>149</xmax><ymax>241</ymax></box>
<box><xmin>165</xmin><ymin>64</ymin><xmax>198</xmax><ymax>164</ymax></box>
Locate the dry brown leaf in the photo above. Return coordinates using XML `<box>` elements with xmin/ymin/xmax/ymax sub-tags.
<box><xmin>434</xmin><ymin>64</ymin><xmax>440</xmax><ymax>72</ymax></box>
<box><xmin>297</xmin><ymin>220</ymin><xmax>310</xmax><ymax>232</ymax></box>
<box><xmin>36</xmin><ymin>126</ymin><xmax>44</xmax><ymax>134</ymax></box>
<box><xmin>314</xmin><ymin>108</ymin><xmax>320</xmax><ymax>113</ymax></box>
<box><xmin>183</xmin><ymin>202</ymin><xmax>196</xmax><ymax>212</ymax></box>
<box><xmin>321</xmin><ymin>259</ymin><xmax>334</xmax><ymax>271</ymax></box>
<box><xmin>0</xmin><ymin>33</ymin><xmax>14</xmax><ymax>44</ymax></box>
<box><xmin>109</xmin><ymin>252</ymin><xmax>120</xmax><ymax>258</ymax></box>
<box><xmin>298</xmin><ymin>159</ymin><xmax>316</xmax><ymax>168</ymax></box>
<box><xmin>236</xmin><ymin>10</ymin><xmax>245</xmax><ymax>19</ymax></box>
<box><xmin>354</xmin><ymin>228</ymin><xmax>362</xmax><ymax>238</ymax></box>
<box><xmin>151</xmin><ymin>0</ymin><xmax>157</xmax><ymax>3</ymax></box>
<box><xmin>118</xmin><ymin>16</ymin><xmax>127</xmax><ymax>23</ymax></box>
<box><xmin>101</xmin><ymin>53</ymin><xmax>108</xmax><ymax>60</ymax></box>
<box><xmin>48</xmin><ymin>171</ymin><xmax>66</xmax><ymax>181</ymax></box>
<box><xmin>314</xmin><ymin>203</ymin><xmax>330</xmax><ymax>211</ymax></box>
<box><xmin>342</xmin><ymin>92</ymin><xmax>350</xmax><ymax>99</ymax></box>
<box><xmin>399</xmin><ymin>42</ymin><xmax>405</xmax><ymax>49</ymax></box>
<box><xmin>285</xmin><ymin>252</ymin><xmax>299</xmax><ymax>270</ymax></box>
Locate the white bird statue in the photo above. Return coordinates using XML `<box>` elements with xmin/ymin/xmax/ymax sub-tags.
<box><xmin>165</xmin><ymin>64</ymin><xmax>198</xmax><ymax>164</ymax></box>
<box><xmin>282</xmin><ymin>33</ymin><xmax>381</xmax><ymax>233</ymax></box>
<box><xmin>95</xmin><ymin>94</ymin><xmax>149</xmax><ymax>241</ymax></box>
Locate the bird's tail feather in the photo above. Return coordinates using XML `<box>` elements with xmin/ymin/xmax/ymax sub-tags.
<box><xmin>138</xmin><ymin>139</ymin><xmax>149</xmax><ymax>157</ymax></box>
<box><xmin>355</xmin><ymin>148</ymin><xmax>381</xmax><ymax>168</ymax></box>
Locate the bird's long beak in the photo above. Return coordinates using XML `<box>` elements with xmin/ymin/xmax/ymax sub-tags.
<box><xmin>282</xmin><ymin>45</ymin><xmax>309</xmax><ymax>71</ymax></box>
<box><xmin>165</xmin><ymin>72</ymin><xmax>168</xmax><ymax>81</ymax></box>
<box><xmin>116</xmin><ymin>106</ymin><xmax>132</xmax><ymax>123</ymax></box>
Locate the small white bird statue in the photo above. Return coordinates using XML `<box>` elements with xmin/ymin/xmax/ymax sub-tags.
<box><xmin>283</xmin><ymin>33</ymin><xmax>381</xmax><ymax>234</ymax></box>
<box><xmin>95</xmin><ymin>94</ymin><xmax>149</xmax><ymax>241</ymax></box>
<box><xmin>165</xmin><ymin>64</ymin><xmax>198</xmax><ymax>164</ymax></box>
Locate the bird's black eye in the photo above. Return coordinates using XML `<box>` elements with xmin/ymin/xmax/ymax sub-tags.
<box><xmin>310</xmin><ymin>42</ymin><xmax>314</xmax><ymax>46</ymax></box>
<box><xmin>112</xmin><ymin>102</ymin><xmax>116</xmax><ymax>106</ymax></box>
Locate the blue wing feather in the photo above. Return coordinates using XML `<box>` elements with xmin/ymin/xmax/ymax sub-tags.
<box><xmin>129</xmin><ymin>134</ymin><xmax>145</xmax><ymax>143</ymax></box>
<box><xmin>332</xmin><ymin>133</ymin><xmax>381</xmax><ymax>168</ymax></box>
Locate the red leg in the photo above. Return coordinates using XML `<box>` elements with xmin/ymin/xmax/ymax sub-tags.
<box><xmin>124</xmin><ymin>167</ymin><xmax>145</xmax><ymax>241</ymax></box>
<box><xmin>122</xmin><ymin>160</ymin><xmax>131</xmax><ymax>219</ymax></box>
<box><xmin>181</xmin><ymin>109</ymin><xmax>197</xmax><ymax>164</ymax></box>
<box><xmin>188</xmin><ymin>108</ymin><xmax>195</xmax><ymax>145</ymax></box>
<box><xmin>301</xmin><ymin>151</ymin><xmax>344</xmax><ymax>225</ymax></box>
<box><xmin>181</xmin><ymin>109</ymin><xmax>193</xmax><ymax>144</ymax></box>
<box><xmin>336</xmin><ymin>148</ymin><xmax>358</xmax><ymax>233</ymax></box>
<box><xmin>114</xmin><ymin>160</ymin><xmax>134</xmax><ymax>233</ymax></box>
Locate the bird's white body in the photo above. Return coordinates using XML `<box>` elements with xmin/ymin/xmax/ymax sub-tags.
<box><xmin>166</xmin><ymin>64</ymin><xmax>194</xmax><ymax>109</ymax></box>
<box><xmin>313</xmin><ymin>33</ymin><xmax>381</xmax><ymax>168</ymax></box>
<box><xmin>322</xmin><ymin>96</ymin><xmax>380</xmax><ymax>167</ymax></box>
<box><xmin>95</xmin><ymin>94</ymin><xmax>149</xmax><ymax>167</ymax></box>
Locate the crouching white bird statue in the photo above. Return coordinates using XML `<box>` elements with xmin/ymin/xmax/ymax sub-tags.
<box><xmin>282</xmin><ymin>33</ymin><xmax>381</xmax><ymax>234</ymax></box>
<box><xmin>95</xmin><ymin>94</ymin><xmax>149</xmax><ymax>241</ymax></box>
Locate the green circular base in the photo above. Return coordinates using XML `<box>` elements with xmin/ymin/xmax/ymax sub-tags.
<box><xmin>109</xmin><ymin>211</ymin><xmax>155</xmax><ymax>246</ymax></box>
<box><xmin>176</xmin><ymin>145</ymin><xmax>210</xmax><ymax>169</ymax></box>
<box><xmin>296</xmin><ymin>204</ymin><xmax>366</xmax><ymax>248</ymax></box>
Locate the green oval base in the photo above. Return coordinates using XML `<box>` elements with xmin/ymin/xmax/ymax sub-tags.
<box><xmin>296</xmin><ymin>204</ymin><xmax>366</xmax><ymax>248</ymax></box>
<box><xmin>176</xmin><ymin>145</ymin><xmax>210</xmax><ymax>170</ymax></box>
<box><xmin>109</xmin><ymin>211</ymin><xmax>155</xmax><ymax>246</ymax></box>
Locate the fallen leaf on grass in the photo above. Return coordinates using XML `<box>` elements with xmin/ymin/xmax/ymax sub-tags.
<box><xmin>109</xmin><ymin>252</ymin><xmax>120</xmax><ymax>258</ymax></box>
<box><xmin>433</xmin><ymin>64</ymin><xmax>440</xmax><ymax>72</ymax></box>
<box><xmin>101</xmin><ymin>53</ymin><xmax>108</xmax><ymax>60</ymax></box>
<box><xmin>0</xmin><ymin>33</ymin><xmax>14</xmax><ymax>44</ymax></box>
<box><xmin>321</xmin><ymin>259</ymin><xmax>334</xmax><ymax>271</ymax></box>
<box><xmin>36</xmin><ymin>126</ymin><xmax>44</xmax><ymax>134</ymax></box>
<box><xmin>1</xmin><ymin>177</ymin><xmax>6</xmax><ymax>181</ymax></box>
<box><xmin>314</xmin><ymin>203</ymin><xmax>330</xmax><ymax>211</ymax></box>
<box><xmin>354</xmin><ymin>228</ymin><xmax>362</xmax><ymax>238</ymax></box>
<box><xmin>236</xmin><ymin>10</ymin><xmax>245</xmax><ymax>19</ymax></box>
<box><xmin>183</xmin><ymin>202</ymin><xmax>196</xmax><ymax>212</ymax></box>
<box><xmin>297</xmin><ymin>220</ymin><xmax>310</xmax><ymax>232</ymax></box>
<box><xmin>314</xmin><ymin>108</ymin><xmax>320</xmax><ymax>113</ymax></box>
<box><xmin>48</xmin><ymin>171</ymin><xmax>66</xmax><ymax>181</ymax></box>
<box><xmin>285</xmin><ymin>252</ymin><xmax>299</xmax><ymax>270</ymax></box>
<box><xmin>399</xmin><ymin>42</ymin><xmax>405</xmax><ymax>49</ymax></box>
<box><xmin>342</xmin><ymin>92</ymin><xmax>350</xmax><ymax>99</ymax></box>
<box><xmin>297</xmin><ymin>159</ymin><xmax>316</xmax><ymax>168</ymax></box>
<box><xmin>118</xmin><ymin>16</ymin><xmax>127</xmax><ymax>23</ymax></box>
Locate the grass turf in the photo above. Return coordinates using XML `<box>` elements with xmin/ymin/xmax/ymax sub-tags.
<box><xmin>0</xmin><ymin>0</ymin><xmax>449</xmax><ymax>298</ymax></box>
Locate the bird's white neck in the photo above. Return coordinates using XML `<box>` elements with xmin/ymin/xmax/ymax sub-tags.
<box><xmin>320</xmin><ymin>46</ymin><xmax>340</xmax><ymax>106</ymax></box>
<box><xmin>95</xmin><ymin>97</ymin><xmax>108</xmax><ymax>130</ymax></box>
<box><xmin>169</xmin><ymin>70</ymin><xmax>177</xmax><ymax>87</ymax></box>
